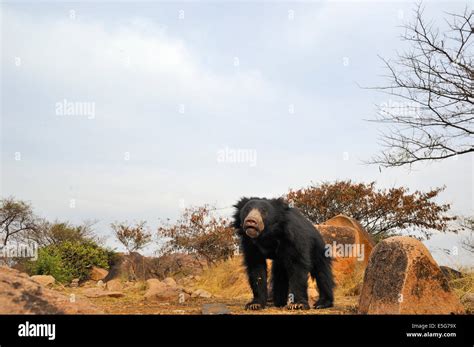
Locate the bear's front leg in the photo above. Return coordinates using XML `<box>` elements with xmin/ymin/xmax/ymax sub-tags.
<box><xmin>244</xmin><ymin>255</ymin><xmax>268</xmax><ymax>310</ymax></box>
<box><xmin>271</xmin><ymin>260</ymin><xmax>289</xmax><ymax>307</ymax></box>
<box><xmin>286</xmin><ymin>265</ymin><xmax>310</xmax><ymax>310</ymax></box>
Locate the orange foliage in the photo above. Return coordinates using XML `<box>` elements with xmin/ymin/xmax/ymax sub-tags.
<box><xmin>158</xmin><ymin>206</ymin><xmax>237</xmax><ymax>265</ymax></box>
<box><xmin>287</xmin><ymin>180</ymin><xmax>455</xmax><ymax>241</ymax></box>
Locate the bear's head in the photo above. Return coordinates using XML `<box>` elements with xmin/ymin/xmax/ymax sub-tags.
<box><xmin>233</xmin><ymin>197</ymin><xmax>289</xmax><ymax>239</ymax></box>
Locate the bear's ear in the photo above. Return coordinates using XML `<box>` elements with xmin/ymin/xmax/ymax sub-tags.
<box><xmin>272</xmin><ymin>197</ymin><xmax>290</xmax><ymax>210</ymax></box>
<box><xmin>233</xmin><ymin>197</ymin><xmax>250</xmax><ymax>211</ymax></box>
<box><xmin>232</xmin><ymin>197</ymin><xmax>251</xmax><ymax>231</ymax></box>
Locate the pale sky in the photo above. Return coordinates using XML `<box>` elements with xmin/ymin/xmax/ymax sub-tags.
<box><xmin>1</xmin><ymin>0</ymin><xmax>472</xmax><ymax>266</ymax></box>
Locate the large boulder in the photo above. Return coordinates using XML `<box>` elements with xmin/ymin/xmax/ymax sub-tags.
<box><xmin>162</xmin><ymin>277</ymin><xmax>177</xmax><ymax>288</ymax></box>
<box><xmin>0</xmin><ymin>266</ymin><xmax>101</xmax><ymax>314</ymax></box>
<box><xmin>90</xmin><ymin>266</ymin><xmax>109</xmax><ymax>281</ymax></box>
<box><xmin>143</xmin><ymin>279</ymin><xmax>180</xmax><ymax>302</ymax></box>
<box><xmin>358</xmin><ymin>236</ymin><xmax>464</xmax><ymax>314</ymax></box>
<box><xmin>105</xmin><ymin>279</ymin><xmax>123</xmax><ymax>291</ymax></box>
<box><xmin>316</xmin><ymin>215</ymin><xmax>374</xmax><ymax>284</ymax></box>
<box><xmin>104</xmin><ymin>252</ymin><xmax>204</xmax><ymax>282</ymax></box>
<box><xmin>104</xmin><ymin>252</ymin><xmax>152</xmax><ymax>282</ymax></box>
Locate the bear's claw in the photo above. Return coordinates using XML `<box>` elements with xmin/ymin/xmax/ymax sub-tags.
<box><xmin>245</xmin><ymin>302</ymin><xmax>264</xmax><ymax>310</ymax></box>
<box><xmin>287</xmin><ymin>303</ymin><xmax>310</xmax><ymax>310</ymax></box>
<box><xmin>315</xmin><ymin>300</ymin><xmax>334</xmax><ymax>309</ymax></box>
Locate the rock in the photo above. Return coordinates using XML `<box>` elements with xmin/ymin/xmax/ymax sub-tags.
<box><xmin>83</xmin><ymin>288</ymin><xmax>102</xmax><ymax>298</ymax></box>
<box><xmin>97</xmin><ymin>280</ymin><xmax>105</xmax><ymax>288</ymax></box>
<box><xmin>90</xmin><ymin>266</ymin><xmax>109</xmax><ymax>281</ymax></box>
<box><xmin>163</xmin><ymin>277</ymin><xmax>177</xmax><ymax>288</ymax></box>
<box><xmin>358</xmin><ymin>236</ymin><xmax>464</xmax><ymax>314</ymax></box>
<box><xmin>104</xmin><ymin>252</ymin><xmax>153</xmax><ymax>282</ymax></box>
<box><xmin>317</xmin><ymin>215</ymin><xmax>375</xmax><ymax>286</ymax></box>
<box><xmin>31</xmin><ymin>275</ymin><xmax>55</xmax><ymax>287</ymax></box>
<box><xmin>105</xmin><ymin>279</ymin><xmax>123</xmax><ymax>291</ymax></box>
<box><xmin>180</xmin><ymin>286</ymin><xmax>194</xmax><ymax>295</ymax></box>
<box><xmin>178</xmin><ymin>292</ymin><xmax>191</xmax><ymax>304</ymax></box>
<box><xmin>0</xmin><ymin>266</ymin><xmax>101</xmax><ymax>314</ymax></box>
<box><xmin>440</xmin><ymin>266</ymin><xmax>463</xmax><ymax>280</ymax></box>
<box><xmin>146</xmin><ymin>278</ymin><xmax>162</xmax><ymax>287</ymax></box>
<box><xmin>103</xmin><ymin>291</ymin><xmax>124</xmax><ymax>298</ymax></box>
<box><xmin>104</xmin><ymin>252</ymin><xmax>204</xmax><ymax>283</ymax></box>
<box><xmin>191</xmin><ymin>289</ymin><xmax>212</xmax><ymax>298</ymax></box>
<box><xmin>201</xmin><ymin>303</ymin><xmax>230</xmax><ymax>315</ymax></box>
<box><xmin>461</xmin><ymin>293</ymin><xmax>474</xmax><ymax>313</ymax></box>
<box><xmin>144</xmin><ymin>279</ymin><xmax>179</xmax><ymax>301</ymax></box>
<box><xmin>83</xmin><ymin>288</ymin><xmax>124</xmax><ymax>298</ymax></box>
<box><xmin>320</xmin><ymin>214</ymin><xmax>375</xmax><ymax>262</ymax></box>
<box><xmin>70</xmin><ymin>278</ymin><xmax>79</xmax><ymax>288</ymax></box>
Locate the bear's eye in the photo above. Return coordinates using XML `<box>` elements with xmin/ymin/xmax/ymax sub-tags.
<box><xmin>241</xmin><ymin>207</ymin><xmax>251</xmax><ymax>219</ymax></box>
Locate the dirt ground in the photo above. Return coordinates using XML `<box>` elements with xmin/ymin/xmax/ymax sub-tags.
<box><xmin>58</xmin><ymin>285</ymin><xmax>359</xmax><ymax>315</ymax></box>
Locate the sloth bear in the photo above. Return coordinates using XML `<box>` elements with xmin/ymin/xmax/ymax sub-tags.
<box><xmin>233</xmin><ymin>197</ymin><xmax>334</xmax><ymax>310</ymax></box>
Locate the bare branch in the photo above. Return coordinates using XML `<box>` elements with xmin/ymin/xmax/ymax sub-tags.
<box><xmin>366</xmin><ymin>5</ymin><xmax>474</xmax><ymax>167</ymax></box>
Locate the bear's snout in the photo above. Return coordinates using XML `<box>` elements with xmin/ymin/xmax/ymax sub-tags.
<box><xmin>243</xmin><ymin>208</ymin><xmax>264</xmax><ymax>238</ymax></box>
<box><xmin>244</xmin><ymin>217</ymin><xmax>258</xmax><ymax>227</ymax></box>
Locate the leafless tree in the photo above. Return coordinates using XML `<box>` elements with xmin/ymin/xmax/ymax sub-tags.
<box><xmin>460</xmin><ymin>216</ymin><xmax>474</xmax><ymax>253</ymax></box>
<box><xmin>0</xmin><ymin>197</ymin><xmax>36</xmax><ymax>246</ymax></box>
<box><xmin>369</xmin><ymin>4</ymin><xmax>473</xmax><ymax>167</ymax></box>
<box><xmin>111</xmin><ymin>221</ymin><xmax>152</xmax><ymax>253</ymax></box>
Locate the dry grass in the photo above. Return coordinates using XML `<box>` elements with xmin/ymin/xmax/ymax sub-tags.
<box><xmin>195</xmin><ymin>256</ymin><xmax>252</xmax><ymax>299</ymax></box>
<box><xmin>335</xmin><ymin>262</ymin><xmax>366</xmax><ymax>297</ymax></box>
<box><xmin>196</xmin><ymin>256</ymin><xmax>363</xmax><ymax>301</ymax></box>
<box><xmin>447</xmin><ymin>267</ymin><xmax>474</xmax><ymax>313</ymax></box>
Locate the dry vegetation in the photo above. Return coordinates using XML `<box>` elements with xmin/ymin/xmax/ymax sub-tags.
<box><xmin>448</xmin><ymin>268</ymin><xmax>474</xmax><ymax>314</ymax></box>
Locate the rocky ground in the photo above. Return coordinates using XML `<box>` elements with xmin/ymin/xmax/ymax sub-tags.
<box><xmin>59</xmin><ymin>291</ymin><xmax>358</xmax><ymax>315</ymax></box>
<box><xmin>1</xmin><ymin>234</ymin><xmax>472</xmax><ymax>315</ymax></box>
<box><xmin>56</xmin><ymin>276</ymin><xmax>358</xmax><ymax>315</ymax></box>
<box><xmin>0</xmin><ymin>266</ymin><xmax>358</xmax><ymax>315</ymax></box>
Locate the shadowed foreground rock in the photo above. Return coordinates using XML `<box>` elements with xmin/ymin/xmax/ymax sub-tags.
<box><xmin>0</xmin><ymin>266</ymin><xmax>102</xmax><ymax>314</ymax></box>
<box><xmin>358</xmin><ymin>236</ymin><xmax>464</xmax><ymax>314</ymax></box>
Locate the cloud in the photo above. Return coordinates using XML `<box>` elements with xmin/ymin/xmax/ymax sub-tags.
<box><xmin>2</xmin><ymin>7</ymin><xmax>276</xmax><ymax>119</ymax></box>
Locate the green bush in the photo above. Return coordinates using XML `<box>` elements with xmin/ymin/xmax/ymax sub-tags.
<box><xmin>29</xmin><ymin>248</ymin><xmax>74</xmax><ymax>283</ymax></box>
<box><xmin>28</xmin><ymin>240</ymin><xmax>113</xmax><ymax>283</ymax></box>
